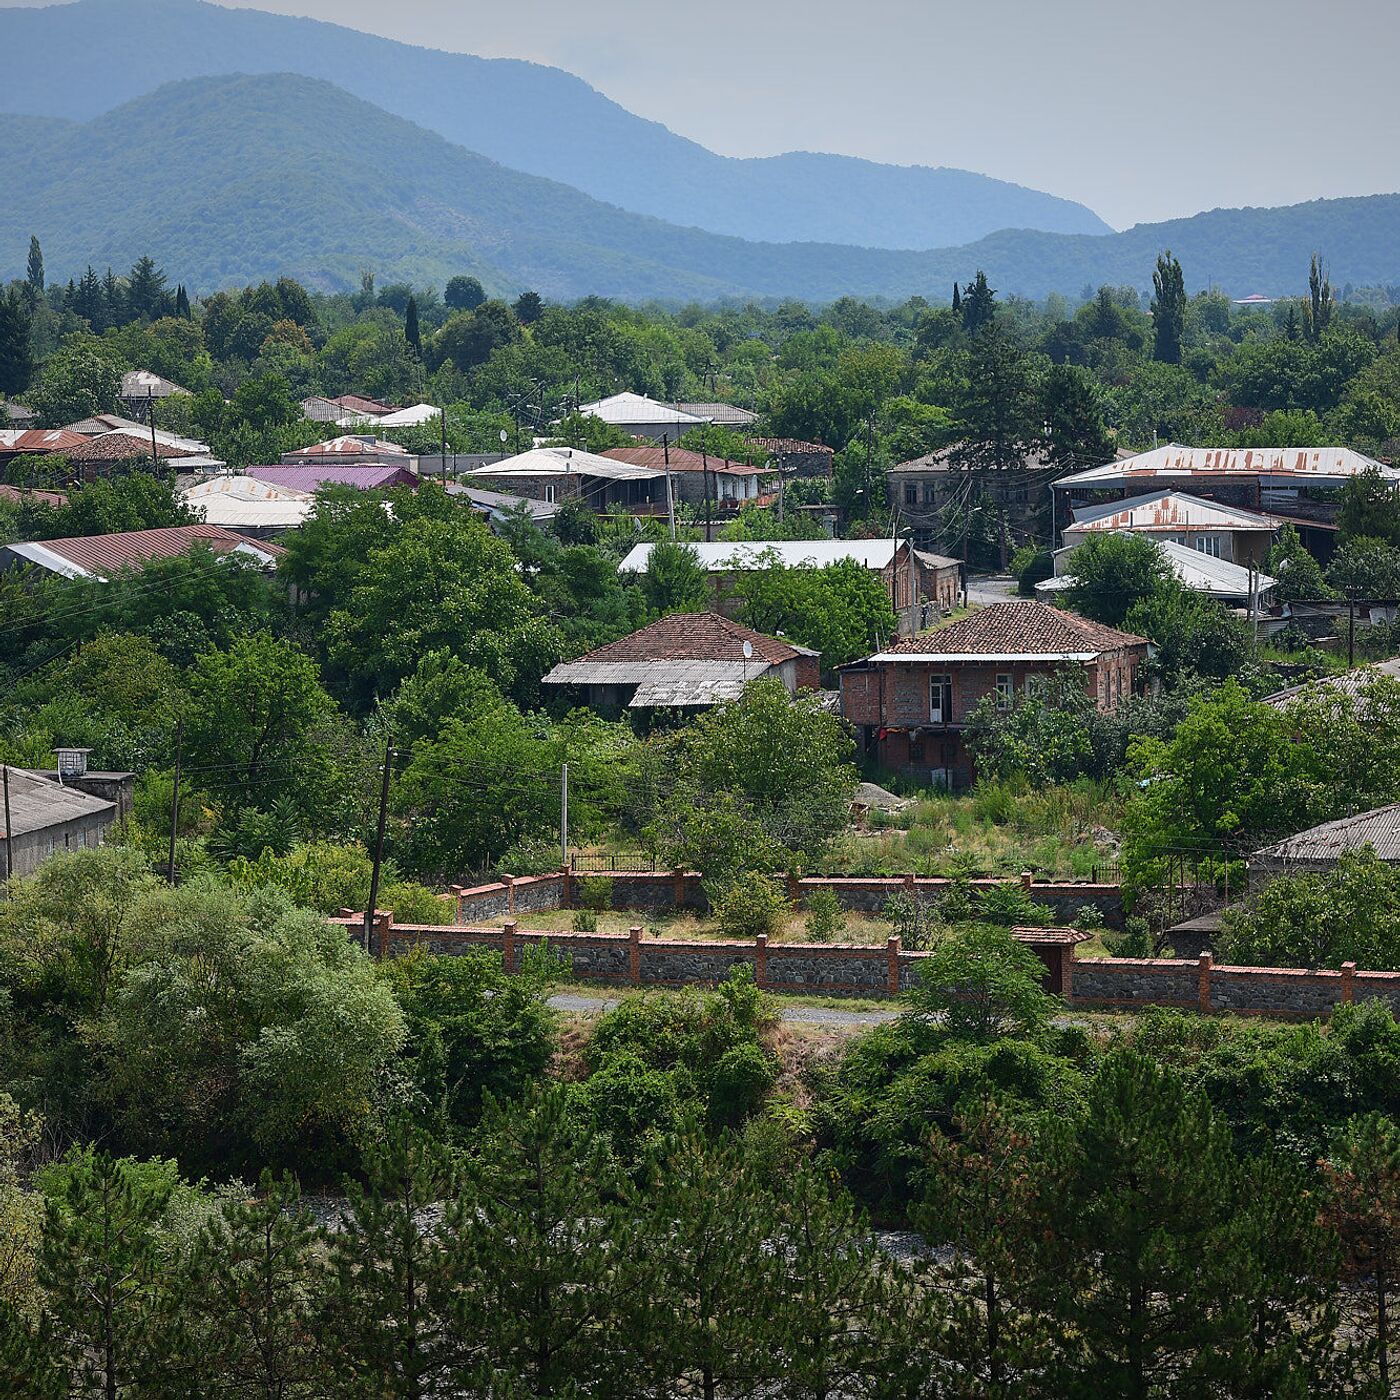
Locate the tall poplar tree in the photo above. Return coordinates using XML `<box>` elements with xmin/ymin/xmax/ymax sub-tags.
<box><xmin>25</xmin><ymin>236</ymin><xmax>44</xmax><ymax>298</ymax></box>
<box><xmin>1151</xmin><ymin>250</ymin><xmax>1186</xmax><ymax>363</ymax></box>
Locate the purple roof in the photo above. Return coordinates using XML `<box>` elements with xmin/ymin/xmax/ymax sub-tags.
<box><xmin>246</xmin><ymin>465</ymin><xmax>419</xmax><ymax>492</ymax></box>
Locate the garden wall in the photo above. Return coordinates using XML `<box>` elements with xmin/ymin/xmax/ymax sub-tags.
<box><xmin>449</xmin><ymin>869</ymin><xmax>1124</xmax><ymax>927</ymax></box>
<box><xmin>339</xmin><ymin>912</ymin><xmax>1400</xmax><ymax>1021</ymax></box>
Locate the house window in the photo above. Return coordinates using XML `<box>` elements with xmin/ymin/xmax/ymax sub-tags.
<box><xmin>1195</xmin><ymin>535</ymin><xmax>1222</xmax><ymax>558</ymax></box>
<box><xmin>929</xmin><ymin>674</ymin><xmax>953</xmax><ymax>724</ymax></box>
<box><xmin>995</xmin><ymin>674</ymin><xmax>1013</xmax><ymax>709</ymax></box>
<box><xmin>923</xmin><ymin>483</ymin><xmax>938</xmax><ymax>506</ymax></box>
<box><xmin>543</xmin><ymin>483</ymin><xmax>556</xmax><ymax>503</ymax></box>
<box><xmin>904</xmin><ymin>482</ymin><xmax>917</xmax><ymax>506</ymax></box>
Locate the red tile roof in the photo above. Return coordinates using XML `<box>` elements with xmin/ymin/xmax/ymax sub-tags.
<box><xmin>0</xmin><ymin>483</ymin><xmax>67</xmax><ymax>507</ymax></box>
<box><xmin>601</xmin><ymin>446</ymin><xmax>765</xmax><ymax>476</ymax></box>
<box><xmin>573</xmin><ymin>612</ymin><xmax>809</xmax><ymax>665</ymax></box>
<box><xmin>22</xmin><ymin>524</ymin><xmax>284</xmax><ymax>579</ymax></box>
<box><xmin>0</xmin><ymin>429</ymin><xmax>90</xmax><ymax>457</ymax></box>
<box><xmin>64</xmin><ymin>432</ymin><xmax>185</xmax><ymax>462</ymax></box>
<box><xmin>747</xmin><ymin>436</ymin><xmax>832</xmax><ymax>455</ymax></box>
<box><xmin>879</xmin><ymin>601</ymin><xmax>1147</xmax><ymax>657</ymax></box>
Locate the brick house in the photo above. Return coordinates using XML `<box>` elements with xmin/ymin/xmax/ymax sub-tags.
<box><xmin>839</xmin><ymin>601</ymin><xmax>1149</xmax><ymax>787</ymax></box>
<box><xmin>542</xmin><ymin>612</ymin><xmax>819</xmax><ymax>714</ymax></box>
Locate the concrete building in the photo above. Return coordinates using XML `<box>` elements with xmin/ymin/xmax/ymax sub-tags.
<box><xmin>600</xmin><ymin>445</ymin><xmax>768</xmax><ymax>509</ymax></box>
<box><xmin>575</xmin><ymin>392</ymin><xmax>707</xmax><ymax>442</ymax></box>
<box><xmin>839</xmin><ymin>601</ymin><xmax>1148</xmax><ymax>788</ymax></box>
<box><xmin>542</xmin><ymin>612</ymin><xmax>820</xmax><ymax>713</ymax></box>
<box><xmin>1061</xmin><ymin>490</ymin><xmax>1276</xmax><ymax>568</ymax></box>
<box><xmin>0</xmin><ymin>767</ymin><xmax>116</xmax><ymax>879</ymax></box>
<box><xmin>465</xmin><ymin>447</ymin><xmax>663</xmax><ymax>511</ymax></box>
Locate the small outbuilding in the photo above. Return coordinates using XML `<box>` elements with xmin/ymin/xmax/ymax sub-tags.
<box><xmin>0</xmin><ymin>767</ymin><xmax>116</xmax><ymax>879</ymax></box>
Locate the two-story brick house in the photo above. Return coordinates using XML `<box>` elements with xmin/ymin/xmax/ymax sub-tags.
<box><xmin>839</xmin><ymin>601</ymin><xmax>1149</xmax><ymax>788</ymax></box>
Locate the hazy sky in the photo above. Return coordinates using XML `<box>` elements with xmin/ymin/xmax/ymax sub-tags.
<box><xmin>13</xmin><ymin>0</ymin><xmax>1400</xmax><ymax>227</ymax></box>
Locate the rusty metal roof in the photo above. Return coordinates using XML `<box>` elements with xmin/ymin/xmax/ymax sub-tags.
<box><xmin>1</xmin><ymin>524</ymin><xmax>284</xmax><ymax>580</ymax></box>
<box><xmin>1067</xmin><ymin>490</ymin><xmax>1276</xmax><ymax>533</ymax></box>
<box><xmin>0</xmin><ymin>429</ymin><xmax>89</xmax><ymax>457</ymax></box>
<box><xmin>1054</xmin><ymin>444</ymin><xmax>1396</xmax><ymax>488</ymax></box>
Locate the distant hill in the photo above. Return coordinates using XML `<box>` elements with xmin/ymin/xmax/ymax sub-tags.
<box><xmin>0</xmin><ymin>0</ymin><xmax>1111</xmax><ymax>250</ymax></box>
<box><xmin>3</xmin><ymin>76</ymin><xmax>1399</xmax><ymax>303</ymax></box>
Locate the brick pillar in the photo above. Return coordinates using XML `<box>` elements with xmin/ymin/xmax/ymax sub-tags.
<box><xmin>502</xmin><ymin>874</ymin><xmax>516</xmax><ymax>915</ymax></box>
<box><xmin>1061</xmin><ymin>944</ymin><xmax>1075</xmax><ymax>1004</ymax></box>
<box><xmin>561</xmin><ymin>867</ymin><xmax>574</xmax><ymax>909</ymax></box>
<box><xmin>1341</xmin><ymin>961</ymin><xmax>1357</xmax><ymax>1005</ymax></box>
<box><xmin>754</xmin><ymin>934</ymin><xmax>768</xmax><ymax>989</ymax></box>
<box><xmin>672</xmin><ymin>868</ymin><xmax>687</xmax><ymax>908</ymax></box>
<box><xmin>887</xmin><ymin>935</ymin><xmax>901</xmax><ymax>995</ymax></box>
<box><xmin>629</xmin><ymin>926</ymin><xmax>642</xmax><ymax>985</ymax></box>
<box><xmin>372</xmin><ymin>909</ymin><xmax>393</xmax><ymax>959</ymax></box>
<box><xmin>1020</xmin><ymin>869</ymin><xmax>1033</xmax><ymax>891</ymax></box>
<box><xmin>502</xmin><ymin>919</ymin><xmax>517</xmax><ymax>974</ymax></box>
<box><xmin>787</xmin><ymin>872</ymin><xmax>801</xmax><ymax>908</ymax></box>
<box><xmin>1197</xmin><ymin>952</ymin><xmax>1212</xmax><ymax>1013</ymax></box>
<box><xmin>450</xmin><ymin>885</ymin><xmax>465</xmax><ymax>925</ymax></box>
<box><xmin>903</xmin><ymin>873</ymin><xmax>915</xmax><ymax>894</ymax></box>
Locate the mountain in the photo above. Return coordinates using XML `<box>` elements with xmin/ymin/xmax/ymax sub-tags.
<box><xmin>0</xmin><ymin>0</ymin><xmax>1111</xmax><ymax>250</ymax></box>
<box><xmin>3</xmin><ymin>75</ymin><xmax>1399</xmax><ymax>303</ymax></box>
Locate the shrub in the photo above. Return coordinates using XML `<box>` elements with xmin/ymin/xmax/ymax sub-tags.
<box><xmin>804</xmin><ymin>887</ymin><xmax>845</xmax><ymax>943</ymax></box>
<box><xmin>714</xmin><ymin>871</ymin><xmax>786</xmax><ymax>942</ymax></box>
<box><xmin>579</xmin><ymin>875</ymin><xmax>613</xmax><ymax>912</ymax></box>
<box><xmin>975</xmin><ymin>882</ymin><xmax>1050</xmax><ymax>928</ymax></box>
<box><xmin>883</xmin><ymin>889</ymin><xmax>943</xmax><ymax>951</ymax></box>
<box><xmin>382</xmin><ymin>882</ymin><xmax>452</xmax><ymax>924</ymax></box>
<box><xmin>1104</xmin><ymin>915</ymin><xmax>1153</xmax><ymax>958</ymax></box>
<box><xmin>909</xmin><ymin>925</ymin><xmax>1056</xmax><ymax>1041</ymax></box>
<box><xmin>1072</xmin><ymin>904</ymin><xmax>1106</xmax><ymax>934</ymax></box>
<box><xmin>572</xmin><ymin>908</ymin><xmax>598</xmax><ymax>933</ymax></box>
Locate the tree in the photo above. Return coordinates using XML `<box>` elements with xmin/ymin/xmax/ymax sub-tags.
<box><xmin>1266</xmin><ymin>521</ymin><xmax>1330</xmax><ymax>600</ymax></box>
<box><xmin>27</xmin><ymin>343</ymin><xmax>122</xmax><ymax>427</ymax></box>
<box><xmin>512</xmin><ymin>290</ymin><xmax>544</xmax><ymax>324</ymax></box>
<box><xmin>961</xmin><ymin>271</ymin><xmax>996</xmax><ymax>333</ymax></box>
<box><xmin>641</xmin><ymin>539</ymin><xmax>710</xmax><ymax>613</ymax></box>
<box><xmin>126</xmin><ymin>255</ymin><xmax>171</xmax><ymax>322</ymax></box>
<box><xmin>1062</xmin><ymin>532</ymin><xmax>1173</xmax><ymax>627</ymax></box>
<box><xmin>1323</xmin><ymin>1112</ymin><xmax>1400</xmax><ymax>1395</ymax></box>
<box><xmin>1125</xmin><ymin>583</ymin><xmax>1253</xmax><ymax>683</ymax></box>
<box><xmin>909</xmin><ymin>926</ymin><xmax>1055</xmax><ymax>1042</ymax></box>
<box><xmin>1338</xmin><ymin>467</ymin><xmax>1400</xmax><ymax>546</ymax></box>
<box><xmin>964</xmin><ymin>669</ymin><xmax>1098</xmax><ymax>785</ymax></box>
<box><xmin>1151</xmin><ymin>249</ymin><xmax>1186</xmax><ymax>364</ymax></box>
<box><xmin>0</xmin><ymin>289</ymin><xmax>34</xmax><ymax>397</ymax></box>
<box><xmin>1043</xmin><ymin>1050</ymin><xmax>1252</xmax><ymax>1397</ymax></box>
<box><xmin>172</xmin><ymin>284</ymin><xmax>190</xmax><ymax>319</ymax></box>
<box><xmin>1306</xmin><ymin>251</ymin><xmax>1333</xmax><ymax>342</ymax></box>
<box><xmin>404</xmin><ymin>294</ymin><xmax>421</xmax><ymax>357</ymax></box>
<box><xmin>443</xmin><ymin>275</ymin><xmax>486</xmax><ymax>312</ymax></box>
<box><xmin>25</xmin><ymin>235</ymin><xmax>44</xmax><ymax>298</ymax></box>
<box><xmin>1041</xmin><ymin>362</ymin><xmax>1111</xmax><ymax>470</ymax></box>
<box><xmin>1329</xmin><ymin>535</ymin><xmax>1400</xmax><ymax>598</ymax></box>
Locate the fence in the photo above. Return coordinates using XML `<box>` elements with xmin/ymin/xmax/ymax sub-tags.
<box><xmin>569</xmin><ymin>852</ymin><xmax>657</xmax><ymax>873</ymax></box>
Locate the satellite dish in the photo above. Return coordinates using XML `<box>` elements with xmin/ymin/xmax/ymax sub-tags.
<box><xmin>499</xmin><ymin>429</ymin><xmax>509</xmax><ymax>444</ymax></box>
<box><xmin>742</xmin><ymin>640</ymin><xmax>753</xmax><ymax>659</ymax></box>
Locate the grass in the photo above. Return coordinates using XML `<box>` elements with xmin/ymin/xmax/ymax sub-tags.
<box><xmin>546</xmin><ymin>979</ymin><xmax>903</xmax><ymax>1015</ymax></box>
<box><xmin>475</xmin><ymin>906</ymin><xmax>897</xmax><ymax>946</ymax></box>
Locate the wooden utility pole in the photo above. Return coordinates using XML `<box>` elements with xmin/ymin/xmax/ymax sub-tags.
<box><xmin>148</xmin><ymin>389</ymin><xmax>158</xmax><ymax>467</ymax></box>
<box><xmin>702</xmin><ymin>444</ymin><xmax>713</xmax><ymax>542</ymax></box>
<box><xmin>1</xmin><ymin>765</ymin><xmax>12</xmax><ymax>882</ymax></box>
<box><xmin>365</xmin><ymin>738</ymin><xmax>394</xmax><ymax>954</ymax></box>
<box><xmin>560</xmin><ymin>762</ymin><xmax>569</xmax><ymax>868</ymax></box>
<box><xmin>167</xmin><ymin>719</ymin><xmax>184</xmax><ymax>885</ymax></box>
<box><xmin>1348</xmin><ymin>599</ymin><xmax>1356</xmax><ymax>668</ymax></box>
<box><xmin>661</xmin><ymin>434</ymin><xmax>676</xmax><ymax>540</ymax></box>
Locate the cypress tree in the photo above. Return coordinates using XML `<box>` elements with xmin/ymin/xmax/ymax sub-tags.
<box><xmin>952</xmin><ymin>281</ymin><xmax>962</xmax><ymax>314</ymax></box>
<box><xmin>174</xmin><ymin>284</ymin><xmax>191</xmax><ymax>319</ymax></box>
<box><xmin>1306</xmin><ymin>252</ymin><xmax>1333</xmax><ymax>342</ymax></box>
<box><xmin>405</xmin><ymin>294</ymin><xmax>421</xmax><ymax>356</ymax></box>
<box><xmin>25</xmin><ymin>235</ymin><xmax>44</xmax><ymax>298</ymax></box>
<box><xmin>1151</xmin><ymin>249</ymin><xmax>1186</xmax><ymax>363</ymax></box>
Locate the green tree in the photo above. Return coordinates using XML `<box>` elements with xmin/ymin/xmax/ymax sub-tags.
<box><xmin>1063</xmin><ymin>532</ymin><xmax>1173</xmax><ymax>627</ymax></box>
<box><xmin>433</xmin><ymin>302</ymin><xmax>519</xmax><ymax>372</ymax></box>
<box><xmin>1151</xmin><ymin>249</ymin><xmax>1186</xmax><ymax>364</ymax></box>
<box><xmin>0</xmin><ymin>289</ymin><xmax>34</xmax><ymax>397</ymax></box>
<box><xmin>961</xmin><ymin>271</ymin><xmax>997</xmax><ymax>333</ymax></box>
<box><xmin>1041</xmin><ymin>362</ymin><xmax>1112</xmax><ymax>470</ymax></box>
<box><xmin>125</xmin><ymin>255</ymin><xmax>171</xmax><ymax>322</ymax></box>
<box><xmin>25</xmin><ymin>235</ymin><xmax>44</xmax><ymax>298</ymax></box>
<box><xmin>512</xmin><ymin>289</ymin><xmax>544</xmax><ymax>324</ymax></box>
<box><xmin>1338</xmin><ymin>467</ymin><xmax>1400</xmax><ymax>546</ymax></box>
<box><xmin>1329</xmin><ymin>535</ymin><xmax>1400</xmax><ymax>598</ymax></box>
<box><xmin>443</xmin><ymin>275</ymin><xmax>486</xmax><ymax>311</ymax></box>
<box><xmin>909</xmin><ymin>926</ymin><xmax>1055</xmax><ymax>1042</ymax></box>
<box><xmin>641</xmin><ymin>539</ymin><xmax>710</xmax><ymax>613</ymax></box>
<box><xmin>28</xmin><ymin>343</ymin><xmax>122</xmax><ymax>427</ymax></box>
<box><xmin>1266</xmin><ymin>521</ymin><xmax>1330</xmax><ymax>600</ymax></box>
<box><xmin>1305</xmin><ymin>251</ymin><xmax>1333</xmax><ymax>342</ymax></box>
<box><xmin>404</xmin><ymin>294</ymin><xmax>421</xmax><ymax>357</ymax></box>
<box><xmin>1125</xmin><ymin>584</ymin><xmax>1253</xmax><ymax>683</ymax></box>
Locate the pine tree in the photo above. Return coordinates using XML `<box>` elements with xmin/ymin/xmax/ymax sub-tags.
<box><xmin>25</xmin><ymin>235</ymin><xmax>44</xmax><ymax>299</ymax></box>
<box><xmin>1284</xmin><ymin>304</ymin><xmax>1301</xmax><ymax>341</ymax></box>
<box><xmin>0</xmin><ymin>289</ymin><xmax>34</xmax><ymax>398</ymax></box>
<box><xmin>405</xmin><ymin>294</ymin><xmax>421</xmax><ymax>356</ymax></box>
<box><xmin>180</xmin><ymin>1172</ymin><xmax>322</xmax><ymax>1398</ymax></box>
<box><xmin>73</xmin><ymin>265</ymin><xmax>105</xmax><ymax>330</ymax></box>
<box><xmin>960</xmin><ymin>271</ymin><xmax>995</xmax><ymax>333</ymax></box>
<box><xmin>1151</xmin><ymin>249</ymin><xmax>1186</xmax><ymax>364</ymax></box>
<box><xmin>1041</xmin><ymin>362</ymin><xmax>1112</xmax><ymax>471</ymax></box>
<box><xmin>126</xmin><ymin>255</ymin><xmax>170</xmax><ymax>323</ymax></box>
<box><xmin>37</xmin><ymin>1150</ymin><xmax>175</xmax><ymax>1399</ymax></box>
<box><xmin>101</xmin><ymin>268</ymin><xmax>124</xmax><ymax>328</ymax></box>
<box><xmin>323</xmin><ymin>1119</ymin><xmax>463</xmax><ymax>1399</ymax></box>
<box><xmin>174</xmin><ymin>284</ymin><xmax>191</xmax><ymax>319</ymax></box>
<box><xmin>1043</xmin><ymin>1050</ymin><xmax>1253</xmax><ymax>1397</ymax></box>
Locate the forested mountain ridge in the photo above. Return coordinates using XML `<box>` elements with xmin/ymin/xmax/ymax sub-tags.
<box><xmin>0</xmin><ymin>0</ymin><xmax>1111</xmax><ymax>251</ymax></box>
<box><xmin>3</xmin><ymin>75</ymin><xmax>1399</xmax><ymax>302</ymax></box>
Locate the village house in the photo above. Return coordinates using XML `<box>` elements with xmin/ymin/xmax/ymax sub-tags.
<box><xmin>279</xmin><ymin>435</ymin><xmax>413</xmax><ymax>467</ymax></box>
<box><xmin>600</xmin><ymin>444</ymin><xmax>768</xmax><ymax>511</ymax></box>
<box><xmin>119</xmin><ymin>369</ymin><xmax>191</xmax><ymax>419</ymax></box>
<box><xmin>575</xmin><ymin>391</ymin><xmax>707</xmax><ymax>442</ymax></box>
<box><xmin>672</xmin><ymin>402</ymin><xmax>758</xmax><ymax>429</ymax></box>
<box><xmin>541</xmin><ymin>612</ymin><xmax>820</xmax><ymax>714</ymax></box>
<box><xmin>1249</xmin><ymin>804</ymin><xmax>1400</xmax><ymax>880</ymax></box>
<box><xmin>0</xmin><ymin>524</ymin><xmax>284</xmax><ymax>581</ymax></box>
<box><xmin>465</xmin><ymin>446</ymin><xmax>663</xmax><ymax>511</ymax></box>
<box><xmin>618</xmin><ymin>538</ymin><xmax>962</xmax><ymax>632</ymax></box>
<box><xmin>183</xmin><ymin>475</ymin><xmax>315</xmax><ymax>536</ymax></box>
<box><xmin>748</xmin><ymin>437</ymin><xmax>834</xmax><ymax>479</ymax></box>
<box><xmin>839</xmin><ymin>600</ymin><xmax>1148</xmax><ymax>788</ymax></box>
<box><xmin>0</xmin><ymin>767</ymin><xmax>116</xmax><ymax>879</ymax></box>
<box><xmin>247</xmin><ymin>464</ymin><xmax>419</xmax><ymax>493</ymax></box>
<box><xmin>1061</xmin><ymin>490</ymin><xmax>1276</xmax><ymax>568</ymax></box>
<box><xmin>0</xmin><ymin>428</ymin><xmax>91</xmax><ymax>471</ymax></box>
<box><xmin>1050</xmin><ymin>445</ymin><xmax>1398</xmax><ymax>561</ymax></box>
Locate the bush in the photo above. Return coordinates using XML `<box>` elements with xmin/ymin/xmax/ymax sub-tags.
<box><xmin>579</xmin><ymin>875</ymin><xmax>613</xmax><ymax>912</ymax></box>
<box><xmin>714</xmin><ymin>871</ymin><xmax>786</xmax><ymax>942</ymax></box>
<box><xmin>883</xmin><ymin>889</ymin><xmax>944</xmax><ymax>951</ymax></box>
<box><xmin>1010</xmin><ymin>543</ymin><xmax>1054</xmax><ymax>596</ymax></box>
<box><xmin>382</xmin><ymin>882</ymin><xmax>451</xmax><ymax>924</ymax></box>
<box><xmin>804</xmin><ymin>887</ymin><xmax>845</xmax><ymax>943</ymax></box>
<box><xmin>909</xmin><ymin>925</ymin><xmax>1056</xmax><ymax>1041</ymax></box>
<box><xmin>1104</xmin><ymin>915</ymin><xmax>1153</xmax><ymax>958</ymax></box>
<box><xmin>975</xmin><ymin>882</ymin><xmax>1050</xmax><ymax>927</ymax></box>
<box><xmin>572</xmin><ymin>908</ymin><xmax>598</xmax><ymax>933</ymax></box>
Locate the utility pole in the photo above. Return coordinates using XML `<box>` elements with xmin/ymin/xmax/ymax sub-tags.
<box><xmin>148</xmin><ymin>389</ymin><xmax>158</xmax><ymax>468</ymax></box>
<box><xmin>439</xmin><ymin>401</ymin><xmax>448</xmax><ymax>483</ymax></box>
<box><xmin>560</xmin><ymin>762</ymin><xmax>569</xmax><ymax>868</ymax></box>
<box><xmin>702</xmin><ymin>443</ymin><xmax>713</xmax><ymax>543</ymax></box>
<box><xmin>167</xmin><ymin>719</ymin><xmax>184</xmax><ymax>886</ymax></box>
<box><xmin>1348</xmin><ymin>598</ymin><xmax>1356</xmax><ymax>669</ymax></box>
<box><xmin>365</xmin><ymin>738</ymin><xmax>394</xmax><ymax>955</ymax></box>
<box><xmin>661</xmin><ymin>434</ymin><xmax>676</xmax><ymax>540</ymax></box>
<box><xmin>890</xmin><ymin>506</ymin><xmax>900</xmax><ymax>622</ymax></box>
<box><xmin>1</xmin><ymin>765</ymin><xmax>11</xmax><ymax>883</ymax></box>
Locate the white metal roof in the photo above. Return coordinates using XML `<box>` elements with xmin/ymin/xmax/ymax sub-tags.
<box><xmin>468</xmin><ymin>447</ymin><xmax>662</xmax><ymax>482</ymax></box>
<box><xmin>120</xmin><ymin>369</ymin><xmax>189</xmax><ymax>399</ymax></box>
<box><xmin>183</xmin><ymin>476</ymin><xmax>314</xmax><ymax>529</ymax></box>
<box><xmin>577</xmin><ymin>392</ymin><xmax>706</xmax><ymax>427</ymax></box>
<box><xmin>543</xmin><ymin>658</ymin><xmax>772</xmax><ymax>687</ymax></box>
<box><xmin>1053</xmin><ymin>444</ymin><xmax>1398</xmax><ymax>489</ymax></box>
<box><xmin>374</xmin><ymin>403</ymin><xmax>441</xmax><ymax>427</ymax></box>
<box><xmin>620</xmin><ymin>539</ymin><xmax>904</xmax><ymax>574</ymax></box>
<box><xmin>0</xmin><ymin>768</ymin><xmax>115</xmax><ymax>837</ymax></box>
<box><xmin>1044</xmin><ymin>535</ymin><xmax>1275</xmax><ymax>601</ymax></box>
<box><xmin>1067</xmin><ymin>490</ymin><xmax>1276</xmax><ymax>534</ymax></box>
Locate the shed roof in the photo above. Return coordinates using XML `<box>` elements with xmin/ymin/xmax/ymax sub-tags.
<box><xmin>1252</xmin><ymin>805</ymin><xmax>1400</xmax><ymax>865</ymax></box>
<box><xmin>747</xmin><ymin>436</ymin><xmax>832</xmax><ymax>456</ymax></box>
<box><xmin>0</xmin><ymin>483</ymin><xmax>67</xmax><ymax>507</ymax></box>
<box><xmin>283</xmin><ymin>435</ymin><xmax>409</xmax><ymax>459</ymax></box>
<box><xmin>1260</xmin><ymin>657</ymin><xmax>1400</xmax><ymax>708</ymax></box>
<box><xmin>865</xmin><ymin>600</ymin><xmax>1146</xmax><ymax>662</ymax></box>
<box><xmin>0</xmin><ymin>768</ymin><xmax>114</xmax><ymax>839</ymax></box>
<box><xmin>1054</xmin><ymin>444</ymin><xmax>1397</xmax><ymax>488</ymax></box>
<box><xmin>1</xmin><ymin>524</ymin><xmax>284</xmax><ymax>580</ymax></box>
<box><xmin>1045</xmin><ymin>536</ymin><xmax>1276</xmax><ymax>601</ymax></box>
<box><xmin>673</xmin><ymin>402</ymin><xmax>758</xmax><ymax>426</ymax></box>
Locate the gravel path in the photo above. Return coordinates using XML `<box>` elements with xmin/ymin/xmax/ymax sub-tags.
<box><xmin>548</xmin><ymin>993</ymin><xmax>897</xmax><ymax>1025</ymax></box>
<box><xmin>964</xmin><ymin>572</ymin><xmax>1019</xmax><ymax>607</ymax></box>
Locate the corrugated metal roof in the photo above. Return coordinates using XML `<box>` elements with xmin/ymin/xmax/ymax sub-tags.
<box><xmin>0</xmin><ymin>429</ymin><xmax>89</xmax><ymax>456</ymax></box>
<box><xmin>248</xmin><ymin>465</ymin><xmax>418</xmax><ymax>491</ymax></box>
<box><xmin>631</xmin><ymin>675</ymin><xmax>756</xmax><ymax>706</ymax></box>
<box><xmin>0</xmin><ymin>768</ymin><xmax>114</xmax><ymax>838</ymax></box>
<box><xmin>544</xmin><ymin>659</ymin><xmax>772</xmax><ymax>689</ymax></box>
<box><xmin>1054</xmin><ymin>444</ymin><xmax>1397</xmax><ymax>488</ymax></box>
<box><xmin>1252</xmin><ymin>805</ymin><xmax>1400</xmax><ymax>864</ymax></box>
<box><xmin>374</xmin><ymin>403</ymin><xmax>440</xmax><ymax>427</ymax></box>
<box><xmin>445</xmin><ymin>485</ymin><xmax>558</xmax><ymax>521</ymax></box>
<box><xmin>1045</xmin><ymin>535</ymin><xmax>1276</xmax><ymax>601</ymax></box>
<box><xmin>621</xmin><ymin>539</ymin><xmax>908</xmax><ymax>573</ymax></box>
<box><xmin>1261</xmin><ymin>658</ymin><xmax>1400</xmax><ymax>708</ymax></box>
<box><xmin>1068</xmin><ymin>490</ymin><xmax>1276</xmax><ymax>533</ymax></box>
<box><xmin>468</xmin><ymin>447</ymin><xmax>662</xmax><ymax>482</ymax></box>
<box><xmin>602</xmin><ymin>446</ymin><xmax>765</xmax><ymax>476</ymax></box>
<box><xmin>283</xmin><ymin>436</ymin><xmax>409</xmax><ymax>459</ymax></box>
<box><xmin>673</xmin><ymin>402</ymin><xmax>758</xmax><ymax>426</ymax></box>
<box><xmin>554</xmin><ymin>613</ymin><xmax>812</xmax><ymax>669</ymax></box>
<box><xmin>577</xmin><ymin>392</ymin><xmax>706</xmax><ymax>426</ymax></box>
<box><xmin>120</xmin><ymin>369</ymin><xmax>189</xmax><ymax>399</ymax></box>
<box><xmin>0</xmin><ymin>525</ymin><xmax>284</xmax><ymax>580</ymax></box>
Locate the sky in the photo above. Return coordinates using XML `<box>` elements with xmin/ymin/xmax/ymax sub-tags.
<box><xmin>8</xmin><ymin>0</ymin><xmax>1400</xmax><ymax>227</ymax></box>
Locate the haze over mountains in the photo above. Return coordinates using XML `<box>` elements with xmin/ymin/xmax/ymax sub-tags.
<box><xmin>0</xmin><ymin>0</ymin><xmax>1397</xmax><ymax>302</ymax></box>
<box><xmin>0</xmin><ymin>0</ymin><xmax>1110</xmax><ymax>251</ymax></box>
